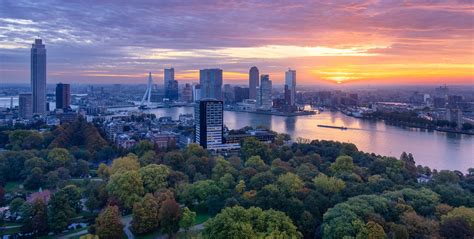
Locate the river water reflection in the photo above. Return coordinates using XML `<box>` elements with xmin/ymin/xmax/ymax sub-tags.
<box><xmin>146</xmin><ymin>106</ymin><xmax>473</xmax><ymax>172</ymax></box>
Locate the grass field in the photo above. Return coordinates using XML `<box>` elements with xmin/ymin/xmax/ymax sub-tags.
<box><xmin>4</xmin><ymin>181</ymin><xmax>22</xmax><ymax>192</ymax></box>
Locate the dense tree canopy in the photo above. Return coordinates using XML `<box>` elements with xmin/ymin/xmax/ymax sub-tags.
<box><xmin>203</xmin><ymin>206</ymin><xmax>302</xmax><ymax>239</ymax></box>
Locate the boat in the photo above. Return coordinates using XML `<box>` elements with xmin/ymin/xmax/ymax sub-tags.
<box><xmin>317</xmin><ymin>124</ymin><xmax>348</xmax><ymax>130</ymax></box>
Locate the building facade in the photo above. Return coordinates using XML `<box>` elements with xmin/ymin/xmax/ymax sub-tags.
<box><xmin>249</xmin><ymin>66</ymin><xmax>259</xmax><ymax>100</ymax></box>
<box><xmin>234</xmin><ymin>86</ymin><xmax>250</xmax><ymax>103</ymax></box>
<box><xmin>195</xmin><ymin>99</ymin><xmax>223</xmax><ymax>149</ymax></box>
<box><xmin>19</xmin><ymin>93</ymin><xmax>33</xmax><ymax>119</ymax></box>
<box><xmin>199</xmin><ymin>69</ymin><xmax>223</xmax><ymax>100</ymax></box>
<box><xmin>285</xmin><ymin>69</ymin><xmax>296</xmax><ymax>106</ymax></box>
<box><xmin>31</xmin><ymin>39</ymin><xmax>47</xmax><ymax>115</ymax></box>
<box><xmin>55</xmin><ymin>83</ymin><xmax>71</xmax><ymax>110</ymax></box>
<box><xmin>257</xmin><ymin>74</ymin><xmax>272</xmax><ymax>110</ymax></box>
<box><xmin>192</xmin><ymin>84</ymin><xmax>201</xmax><ymax>102</ymax></box>
<box><xmin>164</xmin><ymin>68</ymin><xmax>174</xmax><ymax>89</ymax></box>
<box><xmin>182</xmin><ymin>83</ymin><xmax>193</xmax><ymax>102</ymax></box>
<box><xmin>164</xmin><ymin>68</ymin><xmax>178</xmax><ymax>100</ymax></box>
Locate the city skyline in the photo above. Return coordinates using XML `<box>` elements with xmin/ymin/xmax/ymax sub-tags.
<box><xmin>0</xmin><ymin>1</ymin><xmax>473</xmax><ymax>85</ymax></box>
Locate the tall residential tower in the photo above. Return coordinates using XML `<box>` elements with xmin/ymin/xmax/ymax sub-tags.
<box><xmin>285</xmin><ymin>69</ymin><xmax>296</xmax><ymax>106</ymax></box>
<box><xmin>31</xmin><ymin>39</ymin><xmax>47</xmax><ymax>115</ymax></box>
<box><xmin>249</xmin><ymin>66</ymin><xmax>259</xmax><ymax>100</ymax></box>
<box><xmin>55</xmin><ymin>83</ymin><xmax>71</xmax><ymax>110</ymax></box>
<box><xmin>199</xmin><ymin>69</ymin><xmax>223</xmax><ymax>100</ymax></box>
<box><xmin>257</xmin><ymin>74</ymin><xmax>272</xmax><ymax>110</ymax></box>
<box><xmin>195</xmin><ymin>99</ymin><xmax>224</xmax><ymax>149</ymax></box>
<box><xmin>164</xmin><ymin>68</ymin><xmax>178</xmax><ymax>100</ymax></box>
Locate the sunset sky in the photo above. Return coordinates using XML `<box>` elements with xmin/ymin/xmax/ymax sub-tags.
<box><xmin>0</xmin><ymin>0</ymin><xmax>473</xmax><ymax>85</ymax></box>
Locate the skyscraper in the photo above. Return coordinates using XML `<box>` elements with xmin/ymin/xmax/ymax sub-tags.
<box><xmin>55</xmin><ymin>83</ymin><xmax>71</xmax><ymax>110</ymax></box>
<box><xmin>19</xmin><ymin>93</ymin><xmax>33</xmax><ymax>119</ymax></box>
<box><xmin>31</xmin><ymin>39</ymin><xmax>47</xmax><ymax>115</ymax></box>
<box><xmin>192</xmin><ymin>84</ymin><xmax>201</xmax><ymax>102</ymax></box>
<box><xmin>195</xmin><ymin>99</ymin><xmax>223</xmax><ymax>149</ymax></box>
<box><xmin>164</xmin><ymin>68</ymin><xmax>178</xmax><ymax>100</ymax></box>
<box><xmin>249</xmin><ymin>66</ymin><xmax>259</xmax><ymax>100</ymax></box>
<box><xmin>223</xmin><ymin>84</ymin><xmax>234</xmax><ymax>103</ymax></box>
<box><xmin>199</xmin><ymin>69</ymin><xmax>223</xmax><ymax>100</ymax></box>
<box><xmin>257</xmin><ymin>74</ymin><xmax>272</xmax><ymax>110</ymax></box>
<box><xmin>164</xmin><ymin>68</ymin><xmax>174</xmax><ymax>89</ymax></box>
<box><xmin>285</xmin><ymin>69</ymin><xmax>296</xmax><ymax>106</ymax></box>
<box><xmin>182</xmin><ymin>83</ymin><xmax>193</xmax><ymax>102</ymax></box>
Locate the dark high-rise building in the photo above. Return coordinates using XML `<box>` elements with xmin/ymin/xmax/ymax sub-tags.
<box><xmin>223</xmin><ymin>84</ymin><xmax>234</xmax><ymax>103</ymax></box>
<box><xmin>166</xmin><ymin>79</ymin><xmax>179</xmax><ymax>100</ymax></box>
<box><xmin>55</xmin><ymin>83</ymin><xmax>71</xmax><ymax>110</ymax></box>
<box><xmin>182</xmin><ymin>83</ymin><xmax>193</xmax><ymax>102</ymax></box>
<box><xmin>164</xmin><ymin>68</ymin><xmax>174</xmax><ymax>89</ymax></box>
<box><xmin>257</xmin><ymin>74</ymin><xmax>272</xmax><ymax>110</ymax></box>
<box><xmin>164</xmin><ymin>68</ymin><xmax>179</xmax><ymax>100</ymax></box>
<box><xmin>200</xmin><ymin>69</ymin><xmax>223</xmax><ymax>100</ymax></box>
<box><xmin>31</xmin><ymin>39</ymin><xmax>47</xmax><ymax>115</ymax></box>
<box><xmin>234</xmin><ymin>86</ymin><xmax>249</xmax><ymax>103</ymax></box>
<box><xmin>19</xmin><ymin>93</ymin><xmax>33</xmax><ymax>119</ymax></box>
<box><xmin>285</xmin><ymin>69</ymin><xmax>296</xmax><ymax>106</ymax></box>
<box><xmin>195</xmin><ymin>99</ymin><xmax>223</xmax><ymax>149</ymax></box>
<box><xmin>249</xmin><ymin>66</ymin><xmax>259</xmax><ymax>100</ymax></box>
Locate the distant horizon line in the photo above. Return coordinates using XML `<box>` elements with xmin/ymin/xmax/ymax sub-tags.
<box><xmin>2</xmin><ymin>82</ymin><xmax>473</xmax><ymax>88</ymax></box>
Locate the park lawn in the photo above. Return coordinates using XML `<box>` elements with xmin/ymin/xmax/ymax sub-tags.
<box><xmin>194</xmin><ymin>213</ymin><xmax>210</xmax><ymax>225</ymax></box>
<box><xmin>135</xmin><ymin>230</ymin><xmax>162</xmax><ymax>239</ymax></box>
<box><xmin>0</xmin><ymin>226</ymin><xmax>22</xmax><ymax>236</ymax></box>
<box><xmin>135</xmin><ymin>213</ymin><xmax>209</xmax><ymax>239</ymax></box>
<box><xmin>136</xmin><ymin>229</ymin><xmax>203</xmax><ymax>239</ymax></box>
<box><xmin>2</xmin><ymin>222</ymin><xmax>23</xmax><ymax>227</ymax></box>
<box><xmin>4</xmin><ymin>181</ymin><xmax>22</xmax><ymax>192</ymax></box>
<box><xmin>177</xmin><ymin>230</ymin><xmax>202</xmax><ymax>239</ymax></box>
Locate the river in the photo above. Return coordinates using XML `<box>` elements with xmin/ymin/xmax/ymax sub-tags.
<box><xmin>145</xmin><ymin>106</ymin><xmax>473</xmax><ymax>172</ymax></box>
<box><xmin>2</xmin><ymin>95</ymin><xmax>472</xmax><ymax>171</ymax></box>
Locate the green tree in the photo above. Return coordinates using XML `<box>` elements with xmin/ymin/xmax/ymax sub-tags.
<box><xmin>9</xmin><ymin>198</ymin><xmax>25</xmax><ymax>218</ymax></box>
<box><xmin>441</xmin><ymin>206</ymin><xmax>474</xmax><ymax>233</ymax></box>
<box><xmin>401</xmin><ymin>211</ymin><xmax>439</xmax><ymax>238</ymax></box>
<box><xmin>330</xmin><ymin>155</ymin><xmax>354</xmax><ymax>174</ymax></box>
<box><xmin>133</xmin><ymin>140</ymin><xmax>155</xmax><ymax>156</ymax></box>
<box><xmin>97</xmin><ymin>163</ymin><xmax>110</xmax><ymax>179</ymax></box>
<box><xmin>24</xmin><ymin>167</ymin><xmax>44</xmax><ymax>189</ymax></box>
<box><xmin>184</xmin><ymin>143</ymin><xmax>208</xmax><ymax>158</ymax></box>
<box><xmin>159</xmin><ymin>198</ymin><xmax>181</xmax><ymax>237</ymax></box>
<box><xmin>8</xmin><ymin>130</ymin><xmax>44</xmax><ymax>150</ymax></box>
<box><xmin>203</xmin><ymin>206</ymin><xmax>301</xmax><ymax>238</ymax></box>
<box><xmin>48</xmin><ymin>190</ymin><xmax>75</xmax><ymax>233</ymax></box>
<box><xmin>313</xmin><ymin>173</ymin><xmax>346</xmax><ymax>194</ymax></box>
<box><xmin>107</xmin><ymin>170</ymin><xmax>144</xmax><ymax>210</ymax></box>
<box><xmin>356</xmin><ymin>221</ymin><xmax>386</xmax><ymax>239</ymax></box>
<box><xmin>139</xmin><ymin>164</ymin><xmax>169</xmax><ymax>193</ymax></box>
<box><xmin>235</xmin><ymin>180</ymin><xmax>246</xmax><ymax>194</ymax></box>
<box><xmin>139</xmin><ymin>150</ymin><xmax>157</xmax><ymax>166</ymax></box>
<box><xmin>131</xmin><ymin>194</ymin><xmax>160</xmax><ymax>234</ymax></box>
<box><xmin>163</xmin><ymin>151</ymin><xmax>186</xmax><ymax>171</ymax></box>
<box><xmin>95</xmin><ymin>205</ymin><xmax>124</xmax><ymax>239</ymax></box>
<box><xmin>241</xmin><ymin>137</ymin><xmax>270</xmax><ymax>162</ymax></box>
<box><xmin>212</xmin><ymin>157</ymin><xmax>236</xmax><ymax>180</ymax></box>
<box><xmin>61</xmin><ymin>185</ymin><xmax>82</xmax><ymax>213</ymax></box>
<box><xmin>47</xmin><ymin>148</ymin><xmax>72</xmax><ymax>169</ymax></box>
<box><xmin>244</xmin><ymin>155</ymin><xmax>266</xmax><ymax>170</ymax></box>
<box><xmin>109</xmin><ymin>154</ymin><xmax>140</xmax><ymax>175</ymax></box>
<box><xmin>179</xmin><ymin>207</ymin><xmax>196</xmax><ymax>233</ymax></box>
<box><xmin>30</xmin><ymin>199</ymin><xmax>48</xmax><ymax>236</ymax></box>
<box><xmin>277</xmin><ymin>172</ymin><xmax>304</xmax><ymax>193</ymax></box>
<box><xmin>180</xmin><ymin>180</ymin><xmax>221</xmax><ymax>208</ymax></box>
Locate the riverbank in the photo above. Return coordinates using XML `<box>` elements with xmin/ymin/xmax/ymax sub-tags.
<box><xmin>226</xmin><ymin>108</ymin><xmax>316</xmax><ymax>117</ymax></box>
<box><xmin>357</xmin><ymin>114</ymin><xmax>474</xmax><ymax>135</ymax></box>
